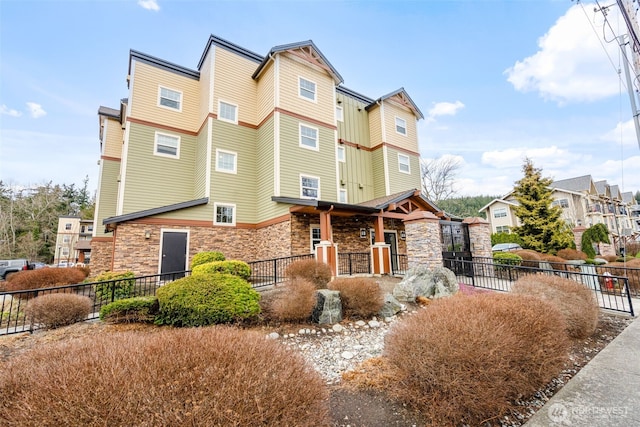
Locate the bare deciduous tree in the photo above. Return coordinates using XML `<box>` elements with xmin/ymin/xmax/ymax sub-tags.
<box><xmin>420</xmin><ymin>156</ymin><xmax>462</xmax><ymax>202</ymax></box>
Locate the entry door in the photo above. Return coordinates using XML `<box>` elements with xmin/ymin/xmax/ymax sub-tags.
<box><xmin>160</xmin><ymin>231</ymin><xmax>188</xmax><ymax>279</ymax></box>
<box><xmin>384</xmin><ymin>232</ymin><xmax>398</xmax><ymax>272</ymax></box>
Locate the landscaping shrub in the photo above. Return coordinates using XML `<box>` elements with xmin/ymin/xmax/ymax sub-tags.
<box><xmin>155</xmin><ymin>273</ymin><xmax>260</xmax><ymax>326</ymax></box>
<box><xmin>4</xmin><ymin>268</ymin><xmax>87</xmax><ymax>296</ymax></box>
<box><xmin>557</xmin><ymin>248</ymin><xmax>588</xmax><ymax>261</ymax></box>
<box><xmin>285</xmin><ymin>259</ymin><xmax>332</xmax><ymax>289</ymax></box>
<box><xmin>190</xmin><ymin>250</ymin><xmax>225</xmax><ymax>269</ymax></box>
<box><xmin>626</xmin><ymin>242</ymin><xmax>640</xmax><ymax>257</ymax></box>
<box><xmin>75</xmin><ymin>265</ymin><xmax>91</xmax><ymax>278</ymax></box>
<box><xmin>384</xmin><ymin>293</ymin><xmax>569</xmax><ymax>425</ymax></box>
<box><xmin>539</xmin><ymin>254</ymin><xmax>569</xmax><ymax>271</ymax></box>
<box><xmin>512</xmin><ymin>274</ymin><xmax>599</xmax><ymax>339</ymax></box>
<box><xmin>99</xmin><ymin>296</ymin><xmax>159</xmax><ymax>324</ymax></box>
<box><xmin>192</xmin><ymin>260</ymin><xmax>251</xmax><ymax>280</ymax></box>
<box><xmin>270</xmin><ymin>278</ymin><xmax>317</xmax><ymax>321</ymax></box>
<box><xmin>492</xmin><ymin>251</ymin><xmax>522</xmax><ymax>265</ymax></box>
<box><xmin>25</xmin><ymin>293</ymin><xmax>92</xmax><ymax>329</ymax></box>
<box><xmin>329</xmin><ymin>277</ymin><xmax>384</xmax><ymax>318</ymax></box>
<box><xmin>0</xmin><ymin>327</ymin><xmax>330</xmax><ymax>426</ymax></box>
<box><xmin>604</xmin><ymin>255</ymin><xmax>618</xmax><ymax>262</ymax></box>
<box><xmin>513</xmin><ymin>249</ymin><xmax>543</xmax><ymax>267</ymax></box>
<box><xmin>90</xmin><ymin>271</ymin><xmax>136</xmax><ymax>302</ymax></box>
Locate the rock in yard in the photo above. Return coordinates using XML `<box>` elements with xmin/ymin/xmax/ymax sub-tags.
<box><xmin>392</xmin><ymin>265</ymin><xmax>458</xmax><ymax>301</ymax></box>
<box><xmin>312</xmin><ymin>289</ymin><xmax>342</xmax><ymax>324</ymax></box>
<box><xmin>378</xmin><ymin>293</ymin><xmax>403</xmax><ymax>317</ymax></box>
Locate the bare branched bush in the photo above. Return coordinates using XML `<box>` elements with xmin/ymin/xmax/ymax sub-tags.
<box><xmin>285</xmin><ymin>259</ymin><xmax>332</xmax><ymax>289</ymax></box>
<box><xmin>270</xmin><ymin>278</ymin><xmax>317</xmax><ymax>321</ymax></box>
<box><xmin>26</xmin><ymin>294</ymin><xmax>92</xmax><ymax>329</ymax></box>
<box><xmin>5</xmin><ymin>268</ymin><xmax>87</xmax><ymax>296</ymax></box>
<box><xmin>513</xmin><ymin>274</ymin><xmax>599</xmax><ymax>339</ymax></box>
<box><xmin>539</xmin><ymin>254</ymin><xmax>569</xmax><ymax>271</ymax></box>
<box><xmin>0</xmin><ymin>327</ymin><xmax>330</xmax><ymax>426</ymax></box>
<box><xmin>384</xmin><ymin>293</ymin><xmax>569</xmax><ymax>425</ymax></box>
<box><xmin>557</xmin><ymin>248</ymin><xmax>588</xmax><ymax>261</ymax></box>
<box><xmin>329</xmin><ymin>277</ymin><xmax>384</xmax><ymax>318</ymax></box>
<box><xmin>513</xmin><ymin>249</ymin><xmax>542</xmax><ymax>267</ymax></box>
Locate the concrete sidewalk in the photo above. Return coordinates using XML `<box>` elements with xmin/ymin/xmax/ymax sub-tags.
<box><xmin>525</xmin><ymin>315</ymin><xmax>640</xmax><ymax>426</ymax></box>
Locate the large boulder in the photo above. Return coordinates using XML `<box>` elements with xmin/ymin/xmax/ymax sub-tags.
<box><xmin>393</xmin><ymin>265</ymin><xmax>459</xmax><ymax>302</ymax></box>
<box><xmin>312</xmin><ymin>289</ymin><xmax>342</xmax><ymax>324</ymax></box>
<box><xmin>378</xmin><ymin>293</ymin><xmax>402</xmax><ymax>318</ymax></box>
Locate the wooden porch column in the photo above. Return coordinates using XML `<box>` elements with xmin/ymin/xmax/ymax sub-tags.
<box><xmin>370</xmin><ymin>214</ymin><xmax>391</xmax><ymax>275</ymax></box>
<box><xmin>315</xmin><ymin>210</ymin><xmax>338</xmax><ymax>277</ymax></box>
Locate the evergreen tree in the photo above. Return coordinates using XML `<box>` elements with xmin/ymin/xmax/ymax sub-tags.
<box><xmin>511</xmin><ymin>159</ymin><xmax>575</xmax><ymax>254</ymax></box>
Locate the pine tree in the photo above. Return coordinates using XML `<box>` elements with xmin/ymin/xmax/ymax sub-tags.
<box><xmin>512</xmin><ymin>159</ymin><xmax>575</xmax><ymax>254</ymax></box>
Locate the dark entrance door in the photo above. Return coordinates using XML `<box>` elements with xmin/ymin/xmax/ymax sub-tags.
<box><xmin>161</xmin><ymin>231</ymin><xmax>188</xmax><ymax>279</ymax></box>
<box><xmin>371</xmin><ymin>231</ymin><xmax>398</xmax><ymax>273</ymax></box>
<box><xmin>440</xmin><ymin>220</ymin><xmax>472</xmax><ymax>276</ymax></box>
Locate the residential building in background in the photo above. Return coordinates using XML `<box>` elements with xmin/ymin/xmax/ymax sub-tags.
<box><xmin>92</xmin><ymin>34</ymin><xmax>446</xmax><ymax>276</ymax></box>
<box><xmin>54</xmin><ymin>216</ymin><xmax>94</xmax><ymax>265</ymax></box>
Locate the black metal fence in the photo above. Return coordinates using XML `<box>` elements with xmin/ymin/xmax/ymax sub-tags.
<box><xmin>451</xmin><ymin>257</ymin><xmax>635</xmax><ymax>316</ymax></box>
<box><xmin>338</xmin><ymin>252</ymin><xmax>371</xmax><ymax>275</ymax></box>
<box><xmin>247</xmin><ymin>254</ymin><xmax>314</xmax><ymax>287</ymax></box>
<box><xmin>0</xmin><ymin>271</ymin><xmax>188</xmax><ymax>336</ymax></box>
<box><xmin>394</xmin><ymin>254</ymin><xmax>408</xmax><ymax>275</ymax></box>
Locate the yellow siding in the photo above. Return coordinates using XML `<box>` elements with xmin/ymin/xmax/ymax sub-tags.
<box><xmin>386</xmin><ymin>147</ymin><xmax>421</xmax><ymax>194</ymax></box>
<box><xmin>383</xmin><ymin>101</ymin><xmax>419</xmax><ymax>153</ymax></box>
<box><xmin>368</xmin><ymin>107</ymin><xmax>382</xmax><ymax>148</ymax></box>
<box><xmin>95</xmin><ymin>159</ymin><xmax>120</xmax><ymax>237</ymax></box>
<box><xmin>103</xmin><ymin>117</ymin><xmax>123</xmax><ymax>159</ymax></box>
<box><xmin>122</xmin><ymin>123</ymin><xmax>196</xmax><ymax>213</ymax></box>
<box><xmin>198</xmin><ymin>49</ymin><xmax>212</xmax><ymax>122</ymax></box>
<box><xmin>210</xmin><ymin>120</ymin><xmax>258</xmax><ymax>223</ymax></box>
<box><xmin>278</xmin><ymin>54</ymin><xmax>334</xmax><ymax>126</ymax></box>
<box><xmin>129</xmin><ymin>61</ymin><xmax>200</xmax><ymax>131</ymax></box>
<box><xmin>257</xmin><ymin>61</ymin><xmax>275</xmax><ymax>124</ymax></box>
<box><xmin>214</xmin><ymin>46</ymin><xmax>258</xmax><ymax>125</ymax></box>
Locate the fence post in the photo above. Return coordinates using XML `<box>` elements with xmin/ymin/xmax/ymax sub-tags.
<box><xmin>623</xmin><ymin>278</ymin><xmax>635</xmax><ymax>317</ymax></box>
<box><xmin>273</xmin><ymin>259</ymin><xmax>278</xmax><ymax>285</ymax></box>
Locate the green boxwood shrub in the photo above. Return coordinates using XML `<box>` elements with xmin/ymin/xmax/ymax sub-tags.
<box><xmin>99</xmin><ymin>296</ymin><xmax>159</xmax><ymax>323</ymax></box>
<box><xmin>493</xmin><ymin>251</ymin><xmax>522</xmax><ymax>266</ymax></box>
<box><xmin>192</xmin><ymin>260</ymin><xmax>251</xmax><ymax>280</ymax></box>
<box><xmin>90</xmin><ymin>271</ymin><xmax>136</xmax><ymax>302</ymax></box>
<box><xmin>190</xmin><ymin>251</ymin><xmax>225</xmax><ymax>269</ymax></box>
<box><xmin>155</xmin><ymin>273</ymin><xmax>260</xmax><ymax>326</ymax></box>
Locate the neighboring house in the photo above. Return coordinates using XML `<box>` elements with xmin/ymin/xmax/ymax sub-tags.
<box><xmin>479</xmin><ymin>174</ymin><xmax>638</xmax><ymax>255</ymax></box>
<box><xmin>54</xmin><ymin>216</ymin><xmax>94</xmax><ymax>265</ymax></box>
<box><xmin>92</xmin><ymin>34</ymin><xmax>448</xmax><ymax>276</ymax></box>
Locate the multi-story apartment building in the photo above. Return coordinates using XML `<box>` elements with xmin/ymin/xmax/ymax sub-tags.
<box><xmin>479</xmin><ymin>174</ymin><xmax>638</xmax><ymax>255</ymax></box>
<box><xmin>54</xmin><ymin>216</ymin><xmax>94</xmax><ymax>266</ymax></box>
<box><xmin>92</xmin><ymin>35</ymin><xmax>444</xmax><ymax>276</ymax></box>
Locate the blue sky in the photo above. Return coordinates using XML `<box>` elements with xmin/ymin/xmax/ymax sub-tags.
<box><xmin>1</xmin><ymin>0</ymin><xmax>639</xmax><ymax>199</ymax></box>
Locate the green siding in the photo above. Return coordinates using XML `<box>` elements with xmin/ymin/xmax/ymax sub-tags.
<box><xmin>194</xmin><ymin>121</ymin><xmax>209</xmax><ymax>198</ymax></box>
<box><xmin>336</xmin><ymin>93</ymin><xmax>370</xmax><ymax>147</ymax></box>
<box><xmin>338</xmin><ymin>146</ymin><xmax>374</xmax><ymax>203</ymax></box>
<box><xmin>95</xmin><ymin>159</ymin><xmax>119</xmax><ymax>237</ymax></box>
<box><xmin>256</xmin><ymin>117</ymin><xmax>288</xmax><ymax>222</ymax></box>
<box><xmin>122</xmin><ymin>123</ymin><xmax>196</xmax><ymax>213</ymax></box>
<box><xmin>387</xmin><ymin>147</ymin><xmax>422</xmax><ymax>194</ymax></box>
<box><xmin>372</xmin><ymin>149</ymin><xmax>386</xmax><ymax>198</ymax></box>
<box><xmin>210</xmin><ymin>120</ymin><xmax>258</xmax><ymax>223</ymax></box>
<box><xmin>154</xmin><ymin>204</ymin><xmax>212</xmax><ymax>221</ymax></box>
<box><xmin>279</xmin><ymin>114</ymin><xmax>337</xmax><ymax>201</ymax></box>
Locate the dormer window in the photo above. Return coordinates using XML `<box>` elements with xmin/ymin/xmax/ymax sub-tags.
<box><xmin>299</xmin><ymin>77</ymin><xmax>316</xmax><ymax>102</ymax></box>
<box><xmin>395</xmin><ymin>117</ymin><xmax>407</xmax><ymax>136</ymax></box>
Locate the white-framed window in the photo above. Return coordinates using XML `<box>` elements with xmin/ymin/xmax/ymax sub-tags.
<box><xmin>158</xmin><ymin>86</ymin><xmax>182</xmax><ymax>111</ymax></box>
<box><xmin>218</xmin><ymin>100</ymin><xmax>237</xmax><ymax>124</ymax></box>
<box><xmin>62</xmin><ymin>248</ymin><xmax>69</xmax><ymax>256</ymax></box>
<box><xmin>398</xmin><ymin>153</ymin><xmax>410</xmax><ymax>174</ymax></box>
<box><xmin>310</xmin><ymin>225</ymin><xmax>321</xmax><ymax>252</ymax></box>
<box><xmin>154</xmin><ymin>132</ymin><xmax>180</xmax><ymax>158</ymax></box>
<box><xmin>88</xmin><ymin>225</ymin><xmax>93</xmax><ymax>232</ymax></box>
<box><xmin>395</xmin><ymin>117</ymin><xmax>407</xmax><ymax>135</ymax></box>
<box><xmin>552</xmin><ymin>198</ymin><xmax>569</xmax><ymax>208</ymax></box>
<box><xmin>65</xmin><ymin>223</ymin><xmax>72</xmax><ymax>230</ymax></box>
<box><xmin>494</xmin><ymin>207</ymin><xmax>507</xmax><ymax>218</ymax></box>
<box><xmin>299</xmin><ymin>77</ymin><xmax>316</xmax><ymax>101</ymax></box>
<box><xmin>496</xmin><ymin>226</ymin><xmax>510</xmax><ymax>234</ymax></box>
<box><xmin>336</xmin><ymin>105</ymin><xmax>344</xmax><ymax>122</ymax></box>
<box><xmin>337</xmin><ymin>145</ymin><xmax>346</xmax><ymax>162</ymax></box>
<box><xmin>214</xmin><ymin>203</ymin><xmax>236</xmax><ymax>226</ymax></box>
<box><xmin>215</xmin><ymin>149</ymin><xmax>237</xmax><ymax>174</ymax></box>
<box><xmin>63</xmin><ymin>236</ymin><xmax>71</xmax><ymax>243</ymax></box>
<box><xmin>301</xmin><ymin>174</ymin><xmax>320</xmax><ymax>199</ymax></box>
<box><xmin>299</xmin><ymin>124</ymin><xmax>319</xmax><ymax>150</ymax></box>
<box><xmin>339</xmin><ymin>189</ymin><xmax>347</xmax><ymax>203</ymax></box>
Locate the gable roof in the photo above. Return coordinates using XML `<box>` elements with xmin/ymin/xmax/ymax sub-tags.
<box><xmin>365</xmin><ymin>88</ymin><xmax>424</xmax><ymax>120</ymax></box>
<box><xmin>478</xmin><ymin>198</ymin><xmax>519</xmax><ymax>213</ymax></box>
<box><xmin>594</xmin><ymin>180</ymin><xmax>610</xmax><ymax>197</ymax></box>
<box><xmin>103</xmin><ymin>198</ymin><xmax>209</xmax><ymax>227</ymax></box>
<box><xmin>551</xmin><ymin>174</ymin><xmax>594</xmax><ymax>193</ymax></box>
<box><xmin>252</xmin><ymin>40</ymin><xmax>343</xmax><ymax>84</ymax></box>
<box><xmin>197</xmin><ymin>34</ymin><xmax>263</xmax><ymax>70</ymax></box>
<box><xmin>622</xmin><ymin>191</ymin><xmax>634</xmax><ymax>204</ymax></box>
<box><xmin>610</xmin><ymin>185</ymin><xmax>621</xmax><ymax>199</ymax></box>
<box><xmin>98</xmin><ymin>106</ymin><xmax>120</xmax><ymax>119</ymax></box>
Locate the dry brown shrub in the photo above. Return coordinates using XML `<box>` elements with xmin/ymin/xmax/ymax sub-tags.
<box><xmin>25</xmin><ymin>294</ymin><xmax>92</xmax><ymax>329</ymax></box>
<box><xmin>329</xmin><ymin>277</ymin><xmax>384</xmax><ymax>318</ymax></box>
<box><xmin>557</xmin><ymin>248</ymin><xmax>588</xmax><ymax>261</ymax></box>
<box><xmin>625</xmin><ymin>242</ymin><xmax>640</xmax><ymax>257</ymax></box>
<box><xmin>539</xmin><ymin>254</ymin><xmax>569</xmax><ymax>271</ymax></box>
<box><xmin>603</xmin><ymin>255</ymin><xmax>619</xmax><ymax>262</ymax></box>
<box><xmin>75</xmin><ymin>265</ymin><xmax>91</xmax><ymax>277</ymax></box>
<box><xmin>384</xmin><ymin>293</ymin><xmax>569</xmax><ymax>425</ymax></box>
<box><xmin>270</xmin><ymin>278</ymin><xmax>317</xmax><ymax>321</ymax></box>
<box><xmin>5</xmin><ymin>268</ymin><xmax>87</xmax><ymax>295</ymax></box>
<box><xmin>512</xmin><ymin>274</ymin><xmax>599</xmax><ymax>339</ymax></box>
<box><xmin>0</xmin><ymin>327</ymin><xmax>330</xmax><ymax>427</ymax></box>
<box><xmin>514</xmin><ymin>249</ymin><xmax>543</xmax><ymax>267</ymax></box>
<box><xmin>341</xmin><ymin>357</ymin><xmax>400</xmax><ymax>391</ymax></box>
<box><xmin>285</xmin><ymin>259</ymin><xmax>332</xmax><ymax>289</ymax></box>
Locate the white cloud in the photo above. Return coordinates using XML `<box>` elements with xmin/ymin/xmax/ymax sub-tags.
<box><xmin>505</xmin><ymin>3</ymin><xmax>621</xmax><ymax>103</ymax></box>
<box><xmin>481</xmin><ymin>145</ymin><xmax>588</xmax><ymax>170</ymax></box>
<box><xmin>428</xmin><ymin>101</ymin><xmax>465</xmax><ymax>118</ymax></box>
<box><xmin>26</xmin><ymin>102</ymin><xmax>46</xmax><ymax>118</ymax></box>
<box><xmin>0</xmin><ymin>104</ymin><xmax>22</xmax><ymax>117</ymax></box>
<box><xmin>601</xmin><ymin>119</ymin><xmax>640</xmax><ymax>147</ymax></box>
<box><xmin>138</xmin><ymin>0</ymin><xmax>160</xmax><ymax>11</ymax></box>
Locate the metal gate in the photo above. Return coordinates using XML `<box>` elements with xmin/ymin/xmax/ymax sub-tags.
<box><xmin>440</xmin><ymin>220</ymin><xmax>473</xmax><ymax>276</ymax></box>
